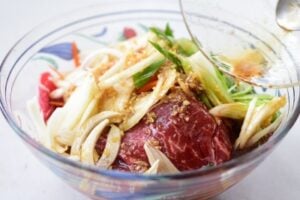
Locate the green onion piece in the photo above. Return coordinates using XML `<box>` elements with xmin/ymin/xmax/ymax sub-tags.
<box><xmin>149</xmin><ymin>41</ymin><xmax>182</xmax><ymax>71</ymax></box>
<box><xmin>149</xmin><ymin>27</ymin><xmax>174</xmax><ymax>46</ymax></box>
<box><xmin>176</xmin><ymin>38</ymin><xmax>198</xmax><ymax>56</ymax></box>
<box><xmin>231</xmin><ymin>83</ymin><xmax>254</xmax><ymax>97</ymax></box>
<box><xmin>232</xmin><ymin>93</ymin><xmax>273</xmax><ymax>104</ymax></box>
<box><xmin>188</xmin><ymin>52</ymin><xmax>233</xmax><ymax>106</ymax></box>
<box><xmin>198</xmin><ymin>93</ymin><xmax>213</xmax><ymax>109</ymax></box>
<box><xmin>133</xmin><ymin>59</ymin><xmax>166</xmax><ymax>88</ymax></box>
<box><xmin>164</xmin><ymin>23</ymin><xmax>174</xmax><ymax>37</ymax></box>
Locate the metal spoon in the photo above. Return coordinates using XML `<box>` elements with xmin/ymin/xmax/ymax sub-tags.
<box><xmin>276</xmin><ymin>0</ymin><xmax>300</xmax><ymax>31</ymax></box>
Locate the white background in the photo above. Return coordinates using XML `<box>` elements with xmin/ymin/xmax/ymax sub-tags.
<box><xmin>0</xmin><ymin>0</ymin><xmax>299</xmax><ymax>199</ymax></box>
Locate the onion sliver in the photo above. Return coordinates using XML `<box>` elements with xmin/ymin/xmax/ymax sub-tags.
<box><xmin>209</xmin><ymin>103</ymin><xmax>248</xmax><ymax>120</ymax></box>
<box><xmin>97</xmin><ymin>125</ymin><xmax>123</xmax><ymax>169</ymax></box>
<box><xmin>55</xmin><ymin>75</ymin><xmax>100</xmax><ymax>146</ymax></box>
<box><xmin>235</xmin><ymin>97</ymin><xmax>257</xmax><ymax>149</ymax></box>
<box><xmin>144</xmin><ymin>160</ymin><xmax>160</xmax><ymax>175</ymax></box>
<box><xmin>77</xmin><ymin>94</ymin><xmax>100</xmax><ymax>128</ymax></box>
<box><xmin>26</xmin><ymin>97</ymin><xmax>49</xmax><ymax>148</ymax></box>
<box><xmin>246</xmin><ymin>113</ymin><xmax>284</xmax><ymax>147</ymax></box>
<box><xmin>100</xmin><ymin>52</ymin><xmax>164</xmax><ymax>87</ymax></box>
<box><xmin>144</xmin><ymin>142</ymin><xmax>179</xmax><ymax>173</ymax></box>
<box><xmin>236</xmin><ymin>96</ymin><xmax>286</xmax><ymax>149</ymax></box>
<box><xmin>81</xmin><ymin>48</ymin><xmax>124</xmax><ymax>70</ymax></box>
<box><xmin>71</xmin><ymin>111</ymin><xmax>121</xmax><ymax>157</ymax></box>
<box><xmin>81</xmin><ymin>119</ymin><xmax>109</xmax><ymax>165</ymax></box>
<box><xmin>46</xmin><ymin>108</ymin><xmax>68</xmax><ymax>153</ymax></box>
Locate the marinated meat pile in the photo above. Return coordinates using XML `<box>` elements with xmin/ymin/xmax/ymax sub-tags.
<box><xmin>96</xmin><ymin>90</ymin><xmax>233</xmax><ymax>172</ymax></box>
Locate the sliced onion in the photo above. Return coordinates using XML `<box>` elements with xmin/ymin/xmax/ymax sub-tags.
<box><xmin>144</xmin><ymin>160</ymin><xmax>160</xmax><ymax>175</ymax></box>
<box><xmin>26</xmin><ymin>97</ymin><xmax>49</xmax><ymax>148</ymax></box>
<box><xmin>246</xmin><ymin>113</ymin><xmax>284</xmax><ymax>147</ymax></box>
<box><xmin>46</xmin><ymin>108</ymin><xmax>68</xmax><ymax>153</ymax></box>
<box><xmin>236</xmin><ymin>96</ymin><xmax>286</xmax><ymax>149</ymax></box>
<box><xmin>81</xmin><ymin>48</ymin><xmax>124</xmax><ymax>70</ymax></box>
<box><xmin>98</xmin><ymin>79</ymin><xmax>134</xmax><ymax>113</ymax></box>
<box><xmin>121</xmin><ymin>69</ymin><xmax>177</xmax><ymax>131</ymax></box>
<box><xmin>97</xmin><ymin>125</ymin><xmax>123</xmax><ymax>169</ymax></box>
<box><xmin>100</xmin><ymin>52</ymin><xmax>164</xmax><ymax>87</ymax></box>
<box><xmin>55</xmin><ymin>75</ymin><xmax>100</xmax><ymax>146</ymax></box>
<box><xmin>235</xmin><ymin>97</ymin><xmax>258</xmax><ymax>149</ymax></box>
<box><xmin>81</xmin><ymin>119</ymin><xmax>109</xmax><ymax>165</ymax></box>
<box><xmin>64</xmin><ymin>69</ymin><xmax>88</xmax><ymax>87</ymax></box>
<box><xmin>243</xmin><ymin>97</ymin><xmax>285</xmax><ymax>143</ymax></box>
<box><xmin>144</xmin><ymin>141</ymin><xmax>179</xmax><ymax>174</ymax></box>
<box><xmin>99</xmin><ymin>51</ymin><xmax>126</xmax><ymax>81</ymax></box>
<box><xmin>77</xmin><ymin>94</ymin><xmax>100</xmax><ymax>128</ymax></box>
<box><xmin>94</xmin><ymin>149</ymin><xmax>100</xmax><ymax>162</ymax></box>
<box><xmin>209</xmin><ymin>103</ymin><xmax>248</xmax><ymax>119</ymax></box>
<box><xmin>49</xmin><ymin>88</ymin><xmax>65</xmax><ymax>99</ymax></box>
<box><xmin>113</xmin><ymin>79</ymin><xmax>135</xmax><ymax>112</ymax></box>
<box><xmin>70</xmin><ymin>111</ymin><xmax>121</xmax><ymax>157</ymax></box>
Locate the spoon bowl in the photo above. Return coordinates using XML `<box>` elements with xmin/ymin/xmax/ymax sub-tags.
<box><xmin>276</xmin><ymin>0</ymin><xmax>300</xmax><ymax>31</ymax></box>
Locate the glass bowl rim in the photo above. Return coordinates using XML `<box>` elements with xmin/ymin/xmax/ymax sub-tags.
<box><xmin>0</xmin><ymin>4</ymin><xmax>300</xmax><ymax>181</ymax></box>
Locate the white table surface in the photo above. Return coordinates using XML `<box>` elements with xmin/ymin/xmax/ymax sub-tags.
<box><xmin>0</xmin><ymin>0</ymin><xmax>300</xmax><ymax>199</ymax></box>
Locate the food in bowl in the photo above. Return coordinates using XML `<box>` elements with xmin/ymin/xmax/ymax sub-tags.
<box><xmin>26</xmin><ymin>24</ymin><xmax>286</xmax><ymax>174</ymax></box>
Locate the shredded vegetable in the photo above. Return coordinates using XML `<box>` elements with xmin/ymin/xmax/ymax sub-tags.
<box><xmin>27</xmin><ymin>24</ymin><xmax>286</xmax><ymax>174</ymax></box>
<box><xmin>235</xmin><ymin>96</ymin><xmax>286</xmax><ymax>149</ymax></box>
<box><xmin>54</xmin><ymin>75</ymin><xmax>100</xmax><ymax>146</ymax></box>
<box><xmin>133</xmin><ymin>59</ymin><xmax>165</xmax><ymax>88</ymax></box>
<box><xmin>27</xmin><ymin>97</ymin><xmax>49</xmax><ymax>147</ymax></box>
<box><xmin>144</xmin><ymin>160</ymin><xmax>160</xmax><ymax>175</ymax></box>
<box><xmin>81</xmin><ymin>119</ymin><xmax>109</xmax><ymax>164</ymax></box>
<box><xmin>121</xmin><ymin>68</ymin><xmax>177</xmax><ymax>131</ymax></box>
<box><xmin>209</xmin><ymin>103</ymin><xmax>248</xmax><ymax>119</ymax></box>
<box><xmin>97</xmin><ymin>125</ymin><xmax>123</xmax><ymax>169</ymax></box>
<box><xmin>70</xmin><ymin>111</ymin><xmax>121</xmax><ymax>158</ymax></box>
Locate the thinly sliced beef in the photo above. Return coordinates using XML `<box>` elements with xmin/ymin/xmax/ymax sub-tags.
<box><xmin>96</xmin><ymin>90</ymin><xmax>233</xmax><ymax>172</ymax></box>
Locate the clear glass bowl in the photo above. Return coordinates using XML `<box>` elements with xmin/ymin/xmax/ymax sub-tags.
<box><xmin>0</xmin><ymin>0</ymin><xmax>299</xmax><ymax>199</ymax></box>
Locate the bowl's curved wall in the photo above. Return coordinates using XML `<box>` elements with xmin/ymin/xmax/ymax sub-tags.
<box><xmin>0</xmin><ymin>1</ymin><xmax>299</xmax><ymax>199</ymax></box>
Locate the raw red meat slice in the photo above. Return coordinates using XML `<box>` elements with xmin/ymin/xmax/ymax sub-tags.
<box><xmin>96</xmin><ymin>90</ymin><xmax>233</xmax><ymax>172</ymax></box>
